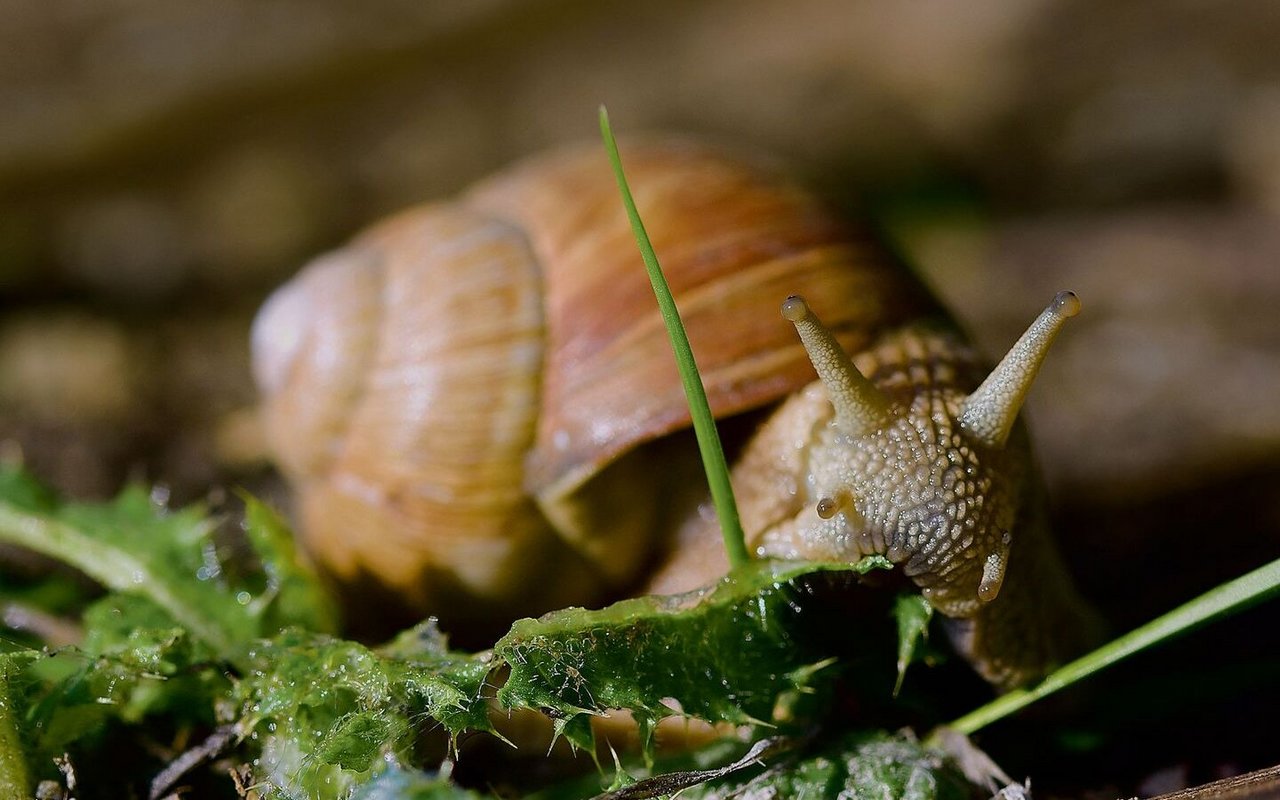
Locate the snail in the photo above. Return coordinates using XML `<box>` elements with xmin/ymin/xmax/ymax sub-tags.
<box><xmin>251</xmin><ymin>139</ymin><xmax>1099</xmax><ymax>687</ymax></box>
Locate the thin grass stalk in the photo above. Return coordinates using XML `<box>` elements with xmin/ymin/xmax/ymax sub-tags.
<box><xmin>945</xmin><ymin>555</ymin><xmax>1280</xmax><ymax>736</ymax></box>
<box><xmin>598</xmin><ymin>106</ymin><xmax>749</xmax><ymax>569</ymax></box>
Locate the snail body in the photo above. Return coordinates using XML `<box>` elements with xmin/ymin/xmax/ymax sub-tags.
<box><xmin>650</xmin><ymin>292</ymin><xmax>1096</xmax><ymax>687</ymax></box>
<box><xmin>252</xmin><ymin>139</ymin><xmax>1096</xmax><ymax>685</ymax></box>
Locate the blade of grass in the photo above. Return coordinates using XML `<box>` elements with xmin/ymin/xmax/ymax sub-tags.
<box><xmin>598</xmin><ymin>106</ymin><xmax>748</xmax><ymax>569</ymax></box>
<box><xmin>942</xmin><ymin>554</ymin><xmax>1280</xmax><ymax>736</ymax></box>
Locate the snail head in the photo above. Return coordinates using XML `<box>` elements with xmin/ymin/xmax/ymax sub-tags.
<box><xmin>770</xmin><ymin>292</ymin><xmax>1080</xmax><ymax>618</ymax></box>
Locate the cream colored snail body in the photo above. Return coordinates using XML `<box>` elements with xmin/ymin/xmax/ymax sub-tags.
<box><xmin>252</xmin><ymin>140</ymin><xmax>1097</xmax><ymax>687</ymax></box>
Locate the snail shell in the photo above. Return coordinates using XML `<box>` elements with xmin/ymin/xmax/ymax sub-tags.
<box><xmin>252</xmin><ymin>139</ymin><xmax>1097</xmax><ymax>684</ymax></box>
<box><xmin>252</xmin><ymin>140</ymin><xmax>934</xmax><ymax>631</ymax></box>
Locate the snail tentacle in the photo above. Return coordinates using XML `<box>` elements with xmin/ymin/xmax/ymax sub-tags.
<box><xmin>959</xmin><ymin>291</ymin><xmax>1081</xmax><ymax>449</ymax></box>
<box><xmin>781</xmin><ymin>295</ymin><xmax>893</xmax><ymax>436</ymax></box>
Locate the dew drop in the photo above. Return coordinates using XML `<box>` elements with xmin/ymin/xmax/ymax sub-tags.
<box><xmin>149</xmin><ymin>484</ymin><xmax>171</xmax><ymax>510</ymax></box>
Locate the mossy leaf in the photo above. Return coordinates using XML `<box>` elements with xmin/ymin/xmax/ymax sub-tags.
<box><xmin>2</xmin><ymin>595</ymin><xmax>228</xmax><ymax>779</ymax></box>
<box><xmin>0</xmin><ymin>467</ymin><xmax>947</xmax><ymax>798</ymax></box>
<box><xmin>676</xmin><ymin>732</ymin><xmax>971</xmax><ymax>800</ymax></box>
<box><xmin>495</xmin><ymin>558</ymin><xmax>890</xmax><ymax>753</ymax></box>
<box><xmin>236</xmin><ymin>628</ymin><xmax>493</xmax><ymax>798</ymax></box>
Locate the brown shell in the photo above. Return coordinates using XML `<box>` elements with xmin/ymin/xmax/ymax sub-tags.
<box><xmin>464</xmin><ymin>140</ymin><xmax>940</xmax><ymax>503</ymax></box>
<box><xmin>252</xmin><ymin>205</ymin><xmax>602</xmax><ymax>627</ymax></box>
<box><xmin>252</xmin><ymin>139</ymin><xmax>941</xmax><ymax>625</ymax></box>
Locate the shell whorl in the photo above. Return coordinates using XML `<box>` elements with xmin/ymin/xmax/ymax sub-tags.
<box><xmin>251</xmin><ymin>205</ymin><xmax>600</xmax><ymax>622</ymax></box>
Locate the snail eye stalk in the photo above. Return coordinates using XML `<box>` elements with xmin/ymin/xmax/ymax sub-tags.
<box><xmin>782</xmin><ymin>295</ymin><xmax>892</xmax><ymax>436</ymax></box>
<box><xmin>959</xmin><ymin>291</ymin><xmax>1080</xmax><ymax>449</ymax></box>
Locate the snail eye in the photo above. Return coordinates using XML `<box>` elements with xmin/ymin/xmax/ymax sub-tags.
<box><xmin>815</xmin><ymin>496</ymin><xmax>840</xmax><ymax>520</ymax></box>
<box><xmin>814</xmin><ymin>489</ymin><xmax>854</xmax><ymax>520</ymax></box>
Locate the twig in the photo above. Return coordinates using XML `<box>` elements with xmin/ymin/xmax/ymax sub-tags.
<box><xmin>148</xmin><ymin>725</ymin><xmax>237</xmax><ymax>800</ymax></box>
<box><xmin>1145</xmin><ymin>764</ymin><xmax>1280</xmax><ymax>800</ymax></box>
<box><xmin>588</xmin><ymin>736</ymin><xmax>794</xmax><ymax>800</ymax></box>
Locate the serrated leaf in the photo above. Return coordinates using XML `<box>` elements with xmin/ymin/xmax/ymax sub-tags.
<box><xmin>0</xmin><ymin>471</ymin><xmax>248</xmax><ymax>653</ymax></box>
<box><xmin>1</xmin><ymin>467</ymin><xmax>942</xmax><ymax>798</ymax></box>
<box><xmin>237</xmin><ymin>628</ymin><xmax>493</xmax><ymax>798</ymax></box>
<box><xmin>495</xmin><ymin>559</ymin><xmax>887</xmax><ymax>753</ymax></box>
<box><xmin>894</xmin><ymin>593</ymin><xmax>934</xmax><ymax>695</ymax></box>
<box><xmin>0</xmin><ymin>467</ymin><xmax>331</xmax><ymax>657</ymax></box>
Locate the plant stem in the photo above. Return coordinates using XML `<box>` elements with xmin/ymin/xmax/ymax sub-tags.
<box><xmin>0</xmin><ymin>656</ymin><xmax>34</xmax><ymax>799</ymax></box>
<box><xmin>598</xmin><ymin>106</ymin><xmax>749</xmax><ymax>569</ymax></box>
<box><xmin>944</xmin><ymin>555</ymin><xmax>1280</xmax><ymax>736</ymax></box>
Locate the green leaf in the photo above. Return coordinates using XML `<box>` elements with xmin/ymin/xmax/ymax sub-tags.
<box><xmin>23</xmin><ymin>595</ymin><xmax>226</xmax><ymax>757</ymax></box>
<box><xmin>0</xmin><ymin>598</ymin><xmax>230</xmax><ymax>790</ymax></box>
<box><xmin>0</xmin><ymin>467</ymin><xmax>333</xmax><ymax>657</ymax></box>
<box><xmin>235</xmin><ymin>558</ymin><xmax>898</xmax><ymax>796</ymax></box>
<box><xmin>495</xmin><ymin>559</ymin><xmax>888</xmax><ymax>753</ymax></box>
<box><xmin>0</xmin><ymin>472</ymin><xmax>249</xmax><ymax>654</ymax></box>
<box><xmin>677</xmin><ymin>732</ymin><xmax>971</xmax><ymax>800</ymax></box>
<box><xmin>236</xmin><ymin>628</ymin><xmax>492</xmax><ymax>798</ymax></box>
<box><xmin>240</xmin><ymin>494</ymin><xmax>340</xmax><ymax>635</ymax></box>
<box><xmin>893</xmin><ymin>593</ymin><xmax>934</xmax><ymax>696</ymax></box>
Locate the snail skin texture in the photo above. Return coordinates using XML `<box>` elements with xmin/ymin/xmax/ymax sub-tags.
<box><xmin>252</xmin><ymin>139</ymin><xmax>1099</xmax><ymax>687</ymax></box>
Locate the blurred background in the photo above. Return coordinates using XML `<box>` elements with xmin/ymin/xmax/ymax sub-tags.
<box><xmin>1</xmin><ymin>1</ymin><xmax>1278</xmax><ymax>796</ymax></box>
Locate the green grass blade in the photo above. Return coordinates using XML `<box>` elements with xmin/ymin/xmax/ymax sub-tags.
<box><xmin>945</xmin><ymin>555</ymin><xmax>1280</xmax><ymax>736</ymax></box>
<box><xmin>598</xmin><ymin>106</ymin><xmax>748</xmax><ymax>569</ymax></box>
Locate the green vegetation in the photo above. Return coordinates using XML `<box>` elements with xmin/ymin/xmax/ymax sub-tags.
<box><xmin>0</xmin><ymin>466</ymin><xmax>952</xmax><ymax>797</ymax></box>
